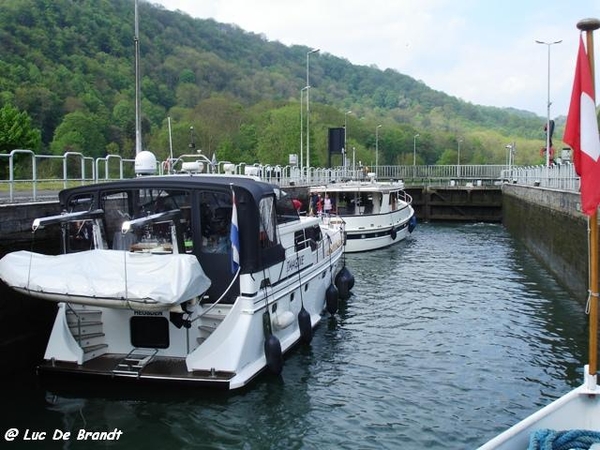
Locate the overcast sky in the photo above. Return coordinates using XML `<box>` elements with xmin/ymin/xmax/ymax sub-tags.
<box><xmin>151</xmin><ymin>0</ymin><xmax>600</xmax><ymax>118</ymax></box>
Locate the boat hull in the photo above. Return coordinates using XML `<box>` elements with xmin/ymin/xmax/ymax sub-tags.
<box><xmin>343</xmin><ymin>218</ymin><xmax>412</xmax><ymax>253</ymax></box>
<box><xmin>36</xmin><ymin>233</ymin><xmax>344</xmax><ymax>391</ymax></box>
<box><xmin>0</xmin><ymin>173</ymin><xmax>351</xmax><ymax>391</ymax></box>
<box><xmin>479</xmin><ymin>368</ymin><xmax>600</xmax><ymax>449</ymax></box>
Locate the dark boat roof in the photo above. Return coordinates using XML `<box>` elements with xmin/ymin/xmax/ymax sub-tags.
<box><xmin>58</xmin><ymin>174</ymin><xmax>277</xmax><ymax>204</ymax></box>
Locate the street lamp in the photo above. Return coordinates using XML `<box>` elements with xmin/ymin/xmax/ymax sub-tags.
<box><xmin>413</xmin><ymin>133</ymin><xmax>420</xmax><ymax>166</ymax></box>
<box><xmin>457</xmin><ymin>138</ymin><xmax>463</xmax><ymax>178</ymax></box>
<box><xmin>189</xmin><ymin>126</ymin><xmax>196</xmax><ymax>149</ymax></box>
<box><xmin>344</xmin><ymin>110</ymin><xmax>352</xmax><ymax>169</ymax></box>
<box><xmin>535</xmin><ymin>39</ymin><xmax>562</xmax><ymax>167</ymax></box>
<box><xmin>505</xmin><ymin>142</ymin><xmax>516</xmax><ymax>177</ymax></box>
<box><xmin>300</xmin><ymin>85</ymin><xmax>310</xmax><ymax>177</ymax></box>
<box><xmin>413</xmin><ymin>133</ymin><xmax>420</xmax><ymax>180</ymax></box>
<box><xmin>306</xmin><ymin>48</ymin><xmax>320</xmax><ymax>180</ymax></box>
<box><xmin>375</xmin><ymin>124</ymin><xmax>382</xmax><ymax>175</ymax></box>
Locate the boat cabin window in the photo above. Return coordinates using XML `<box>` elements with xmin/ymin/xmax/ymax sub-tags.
<box><xmin>198</xmin><ymin>191</ymin><xmax>233</xmax><ymax>254</ymax></box>
<box><xmin>294</xmin><ymin>224</ymin><xmax>321</xmax><ymax>251</ymax></box>
<box><xmin>100</xmin><ymin>191</ymin><xmax>133</xmax><ymax>247</ymax></box>
<box><xmin>99</xmin><ymin>189</ymin><xmax>191</xmax><ymax>253</ymax></box>
<box><xmin>274</xmin><ymin>189</ymin><xmax>300</xmax><ymax>224</ymax></box>
<box><xmin>390</xmin><ymin>191</ymin><xmax>398</xmax><ymax>211</ymax></box>
<box><xmin>259</xmin><ymin>196</ymin><xmax>278</xmax><ymax>249</ymax></box>
<box><xmin>65</xmin><ymin>193</ymin><xmax>102</xmax><ymax>252</ymax></box>
<box><xmin>358</xmin><ymin>193</ymin><xmax>374</xmax><ymax>214</ymax></box>
<box><xmin>336</xmin><ymin>194</ymin><xmax>353</xmax><ymax>214</ymax></box>
<box><xmin>371</xmin><ymin>192</ymin><xmax>382</xmax><ymax>214</ymax></box>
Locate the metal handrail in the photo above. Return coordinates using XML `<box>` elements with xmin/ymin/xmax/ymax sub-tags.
<box><xmin>0</xmin><ymin>149</ymin><xmax>582</xmax><ymax>204</ymax></box>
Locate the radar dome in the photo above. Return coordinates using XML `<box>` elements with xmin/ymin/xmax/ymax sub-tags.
<box><xmin>135</xmin><ymin>151</ymin><xmax>157</xmax><ymax>175</ymax></box>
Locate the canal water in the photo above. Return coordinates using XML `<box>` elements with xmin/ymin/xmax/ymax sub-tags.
<box><xmin>0</xmin><ymin>222</ymin><xmax>588</xmax><ymax>449</ymax></box>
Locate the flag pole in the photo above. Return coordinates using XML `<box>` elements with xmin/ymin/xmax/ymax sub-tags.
<box><xmin>577</xmin><ymin>17</ymin><xmax>600</xmax><ymax>386</ymax></box>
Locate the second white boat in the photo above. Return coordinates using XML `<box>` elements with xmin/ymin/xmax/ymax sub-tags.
<box><xmin>310</xmin><ymin>174</ymin><xmax>416</xmax><ymax>253</ymax></box>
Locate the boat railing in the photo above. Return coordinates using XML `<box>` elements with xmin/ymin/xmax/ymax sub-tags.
<box><xmin>121</xmin><ymin>209</ymin><xmax>181</xmax><ymax>233</ymax></box>
<box><xmin>191</xmin><ymin>267</ymin><xmax>240</xmax><ymax>324</ymax></box>
<box><xmin>398</xmin><ymin>190</ymin><xmax>413</xmax><ymax>206</ymax></box>
<box><xmin>318</xmin><ymin>215</ymin><xmax>345</xmax><ymax>256</ymax></box>
<box><xmin>163</xmin><ymin>153</ymin><xmax>218</xmax><ymax>175</ymax></box>
<box><xmin>65</xmin><ymin>303</ymin><xmax>83</xmax><ymax>348</ymax></box>
<box><xmin>30</xmin><ymin>209</ymin><xmax>106</xmax><ymax>253</ymax></box>
<box><xmin>31</xmin><ymin>209</ymin><xmax>105</xmax><ymax>231</ymax></box>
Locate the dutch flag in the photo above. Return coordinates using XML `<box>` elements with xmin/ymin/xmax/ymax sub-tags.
<box><xmin>230</xmin><ymin>188</ymin><xmax>240</xmax><ymax>274</ymax></box>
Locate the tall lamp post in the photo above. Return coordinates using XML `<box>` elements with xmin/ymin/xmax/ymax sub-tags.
<box><xmin>413</xmin><ymin>133</ymin><xmax>420</xmax><ymax>179</ymax></box>
<box><xmin>375</xmin><ymin>124</ymin><xmax>382</xmax><ymax>176</ymax></box>
<box><xmin>457</xmin><ymin>138</ymin><xmax>463</xmax><ymax>178</ymax></box>
<box><xmin>300</xmin><ymin>85</ymin><xmax>310</xmax><ymax>177</ymax></box>
<box><xmin>505</xmin><ymin>142</ymin><xmax>515</xmax><ymax>180</ymax></box>
<box><xmin>344</xmin><ymin>110</ymin><xmax>352</xmax><ymax>171</ymax></box>
<box><xmin>535</xmin><ymin>39</ymin><xmax>562</xmax><ymax>167</ymax></box>
<box><xmin>306</xmin><ymin>48</ymin><xmax>319</xmax><ymax>180</ymax></box>
<box><xmin>134</xmin><ymin>0</ymin><xmax>142</xmax><ymax>155</ymax></box>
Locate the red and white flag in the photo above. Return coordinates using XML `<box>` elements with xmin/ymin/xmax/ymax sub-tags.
<box><xmin>564</xmin><ymin>35</ymin><xmax>600</xmax><ymax>216</ymax></box>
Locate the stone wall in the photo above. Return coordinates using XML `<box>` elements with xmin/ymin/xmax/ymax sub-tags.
<box><xmin>502</xmin><ymin>184</ymin><xmax>589</xmax><ymax>298</ymax></box>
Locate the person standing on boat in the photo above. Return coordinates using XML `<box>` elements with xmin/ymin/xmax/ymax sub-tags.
<box><xmin>316</xmin><ymin>194</ymin><xmax>323</xmax><ymax>217</ymax></box>
<box><xmin>292</xmin><ymin>198</ymin><xmax>302</xmax><ymax>213</ymax></box>
<box><xmin>309</xmin><ymin>192</ymin><xmax>318</xmax><ymax>216</ymax></box>
<box><xmin>324</xmin><ymin>193</ymin><xmax>332</xmax><ymax>216</ymax></box>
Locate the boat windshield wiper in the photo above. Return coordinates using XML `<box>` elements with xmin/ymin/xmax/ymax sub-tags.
<box><xmin>32</xmin><ymin>209</ymin><xmax>105</xmax><ymax>231</ymax></box>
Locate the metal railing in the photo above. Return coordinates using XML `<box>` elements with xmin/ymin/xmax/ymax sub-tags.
<box><xmin>0</xmin><ymin>149</ymin><xmax>581</xmax><ymax>203</ymax></box>
<box><xmin>501</xmin><ymin>162</ymin><xmax>580</xmax><ymax>192</ymax></box>
<box><xmin>0</xmin><ymin>150</ymin><xmax>135</xmax><ymax>202</ymax></box>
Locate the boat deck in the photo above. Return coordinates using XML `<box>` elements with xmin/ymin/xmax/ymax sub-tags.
<box><xmin>38</xmin><ymin>354</ymin><xmax>236</xmax><ymax>388</ymax></box>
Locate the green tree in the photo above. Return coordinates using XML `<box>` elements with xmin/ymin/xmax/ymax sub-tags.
<box><xmin>0</xmin><ymin>104</ymin><xmax>41</xmax><ymax>153</ymax></box>
<box><xmin>255</xmin><ymin>106</ymin><xmax>298</xmax><ymax>166</ymax></box>
<box><xmin>50</xmin><ymin>111</ymin><xmax>107</xmax><ymax>157</ymax></box>
<box><xmin>436</xmin><ymin>148</ymin><xmax>458</xmax><ymax>165</ymax></box>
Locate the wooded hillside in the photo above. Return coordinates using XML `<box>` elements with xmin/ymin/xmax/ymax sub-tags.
<box><xmin>0</xmin><ymin>0</ymin><xmax>555</xmax><ymax>166</ymax></box>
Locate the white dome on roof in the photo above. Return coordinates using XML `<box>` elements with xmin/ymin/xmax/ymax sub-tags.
<box><xmin>135</xmin><ymin>151</ymin><xmax>157</xmax><ymax>175</ymax></box>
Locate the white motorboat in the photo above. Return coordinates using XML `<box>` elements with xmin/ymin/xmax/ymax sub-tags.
<box><xmin>310</xmin><ymin>174</ymin><xmax>416</xmax><ymax>253</ymax></box>
<box><xmin>0</xmin><ymin>156</ymin><xmax>350</xmax><ymax>390</ymax></box>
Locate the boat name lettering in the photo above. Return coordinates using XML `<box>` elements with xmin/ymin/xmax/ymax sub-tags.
<box><xmin>133</xmin><ymin>311</ymin><xmax>163</xmax><ymax>316</ymax></box>
<box><xmin>286</xmin><ymin>255</ymin><xmax>305</xmax><ymax>273</ymax></box>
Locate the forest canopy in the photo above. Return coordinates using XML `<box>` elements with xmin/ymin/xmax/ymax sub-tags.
<box><xmin>0</xmin><ymin>0</ymin><xmax>559</xmax><ymax>167</ymax></box>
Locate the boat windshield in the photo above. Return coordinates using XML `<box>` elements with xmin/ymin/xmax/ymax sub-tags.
<box><xmin>198</xmin><ymin>190</ymin><xmax>233</xmax><ymax>254</ymax></box>
<box><xmin>258</xmin><ymin>196</ymin><xmax>278</xmax><ymax>249</ymax></box>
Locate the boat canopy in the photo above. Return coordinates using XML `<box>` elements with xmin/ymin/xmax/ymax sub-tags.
<box><xmin>57</xmin><ymin>175</ymin><xmax>288</xmax><ymax>274</ymax></box>
<box><xmin>0</xmin><ymin>249</ymin><xmax>210</xmax><ymax>306</ymax></box>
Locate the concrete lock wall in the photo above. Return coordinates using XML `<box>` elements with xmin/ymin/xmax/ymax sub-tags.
<box><xmin>502</xmin><ymin>184</ymin><xmax>590</xmax><ymax>299</ymax></box>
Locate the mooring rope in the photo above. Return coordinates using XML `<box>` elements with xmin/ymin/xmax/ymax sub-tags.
<box><xmin>529</xmin><ymin>429</ymin><xmax>600</xmax><ymax>450</ymax></box>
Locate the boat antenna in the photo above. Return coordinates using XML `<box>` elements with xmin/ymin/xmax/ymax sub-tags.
<box><xmin>134</xmin><ymin>0</ymin><xmax>142</xmax><ymax>155</ymax></box>
<box><xmin>167</xmin><ymin>116</ymin><xmax>174</xmax><ymax>171</ymax></box>
<box><xmin>578</xmin><ymin>17</ymin><xmax>600</xmax><ymax>389</ymax></box>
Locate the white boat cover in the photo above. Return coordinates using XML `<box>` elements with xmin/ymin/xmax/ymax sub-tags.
<box><xmin>0</xmin><ymin>249</ymin><xmax>211</xmax><ymax>305</ymax></box>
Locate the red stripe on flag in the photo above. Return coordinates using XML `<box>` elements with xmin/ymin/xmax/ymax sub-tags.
<box><xmin>564</xmin><ymin>35</ymin><xmax>600</xmax><ymax>215</ymax></box>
